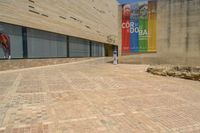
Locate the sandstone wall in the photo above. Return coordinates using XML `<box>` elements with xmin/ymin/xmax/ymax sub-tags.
<box><xmin>119</xmin><ymin>0</ymin><xmax>200</xmax><ymax>66</ymax></box>
<box><xmin>0</xmin><ymin>0</ymin><xmax>118</xmax><ymax>45</ymax></box>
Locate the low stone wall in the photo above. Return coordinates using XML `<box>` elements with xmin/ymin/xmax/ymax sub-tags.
<box><xmin>147</xmin><ymin>65</ymin><xmax>200</xmax><ymax>81</ymax></box>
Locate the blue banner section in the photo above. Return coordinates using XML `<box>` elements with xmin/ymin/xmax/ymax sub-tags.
<box><xmin>130</xmin><ymin>3</ymin><xmax>139</xmax><ymax>52</ymax></box>
<box><xmin>118</xmin><ymin>0</ymin><xmax>147</xmax><ymax>5</ymax></box>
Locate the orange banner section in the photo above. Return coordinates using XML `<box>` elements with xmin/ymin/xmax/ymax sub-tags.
<box><xmin>148</xmin><ymin>1</ymin><xmax>157</xmax><ymax>52</ymax></box>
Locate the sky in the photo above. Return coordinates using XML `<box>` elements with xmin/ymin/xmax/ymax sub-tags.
<box><xmin>117</xmin><ymin>0</ymin><xmax>147</xmax><ymax>4</ymax></box>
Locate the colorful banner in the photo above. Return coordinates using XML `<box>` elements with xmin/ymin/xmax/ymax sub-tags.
<box><xmin>122</xmin><ymin>0</ymin><xmax>157</xmax><ymax>54</ymax></box>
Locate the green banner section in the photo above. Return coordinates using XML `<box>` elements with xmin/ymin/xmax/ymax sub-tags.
<box><xmin>139</xmin><ymin>18</ymin><xmax>148</xmax><ymax>52</ymax></box>
<box><xmin>139</xmin><ymin>2</ymin><xmax>148</xmax><ymax>52</ymax></box>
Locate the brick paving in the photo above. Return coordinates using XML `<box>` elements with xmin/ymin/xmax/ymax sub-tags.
<box><xmin>0</xmin><ymin>57</ymin><xmax>200</xmax><ymax>133</ymax></box>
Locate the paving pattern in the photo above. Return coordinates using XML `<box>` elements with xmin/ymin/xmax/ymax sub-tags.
<box><xmin>0</xmin><ymin>58</ymin><xmax>200</xmax><ymax>133</ymax></box>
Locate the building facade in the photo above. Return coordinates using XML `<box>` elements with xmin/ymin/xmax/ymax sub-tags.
<box><xmin>0</xmin><ymin>0</ymin><xmax>119</xmax><ymax>59</ymax></box>
<box><xmin>118</xmin><ymin>0</ymin><xmax>200</xmax><ymax>66</ymax></box>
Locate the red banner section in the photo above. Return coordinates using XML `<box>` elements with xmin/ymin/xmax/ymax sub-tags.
<box><xmin>122</xmin><ymin>4</ymin><xmax>131</xmax><ymax>54</ymax></box>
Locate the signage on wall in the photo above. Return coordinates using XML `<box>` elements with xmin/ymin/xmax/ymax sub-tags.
<box><xmin>122</xmin><ymin>0</ymin><xmax>157</xmax><ymax>54</ymax></box>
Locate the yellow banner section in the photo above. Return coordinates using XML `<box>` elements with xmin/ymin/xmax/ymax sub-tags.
<box><xmin>148</xmin><ymin>1</ymin><xmax>157</xmax><ymax>52</ymax></box>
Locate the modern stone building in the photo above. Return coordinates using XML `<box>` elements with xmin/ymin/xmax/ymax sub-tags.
<box><xmin>0</xmin><ymin>0</ymin><xmax>118</xmax><ymax>59</ymax></box>
<box><xmin>118</xmin><ymin>0</ymin><xmax>200</xmax><ymax>66</ymax></box>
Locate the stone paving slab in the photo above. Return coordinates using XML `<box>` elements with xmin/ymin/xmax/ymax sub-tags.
<box><xmin>0</xmin><ymin>57</ymin><xmax>200</xmax><ymax>132</ymax></box>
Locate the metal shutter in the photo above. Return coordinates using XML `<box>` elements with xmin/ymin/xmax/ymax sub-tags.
<box><xmin>69</xmin><ymin>37</ymin><xmax>90</xmax><ymax>57</ymax></box>
<box><xmin>27</xmin><ymin>28</ymin><xmax>67</xmax><ymax>58</ymax></box>
<box><xmin>92</xmin><ymin>42</ymin><xmax>105</xmax><ymax>57</ymax></box>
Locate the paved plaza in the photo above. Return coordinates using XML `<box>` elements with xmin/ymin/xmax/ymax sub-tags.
<box><xmin>0</xmin><ymin>58</ymin><xmax>200</xmax><ymax>133</ymax></box>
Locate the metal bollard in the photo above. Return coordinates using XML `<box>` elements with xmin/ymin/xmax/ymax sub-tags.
<box><xmin>113</xmin><ymin>50</ymin><xmax>118</xmax><ymax>65</ymax></box>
